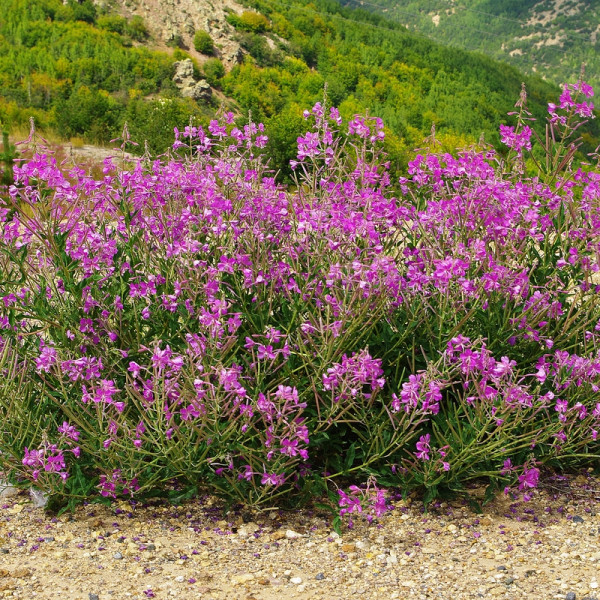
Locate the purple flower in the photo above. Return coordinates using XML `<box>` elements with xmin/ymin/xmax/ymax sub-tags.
<box><xmin>518</xmin><ymin>467</ymin><xmax>539</xmax><ymax>491</ymax></box>
<box><xmin>415</xmin><ymin>434</ymin><xmax>431</xmax><ymax>461</ymax></box>
<box><xmin>35</xmin><ymin>345</ymin><xmax>57</xmax><ymax>373</ymax></box>
<box><xmin>261</xmin><ymin>472</ymin><xmax>285</xmax><ymax>487</ymax></box>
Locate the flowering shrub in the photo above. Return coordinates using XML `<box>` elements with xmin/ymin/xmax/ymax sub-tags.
<box><xmin>0</xmin><ymin>82</ymin><xmax>599</xmax><ymax>515</ymax></box>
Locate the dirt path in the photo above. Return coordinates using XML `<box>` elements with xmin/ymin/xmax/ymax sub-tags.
<box><xmin>0</xmin><ymin>474</ymin><xmax>599</xmax><ymax>599</ymax></box>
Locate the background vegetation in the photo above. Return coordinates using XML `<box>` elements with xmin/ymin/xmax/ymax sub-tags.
<box><xmin>0</xmin><ymin>0</ymin><xmax>598</xmax><ymax>179</ymax></box>
<box><xmin>336</xmin><ymin>0</ymin><xmax>600</xmax><ymax>91</ymax></box>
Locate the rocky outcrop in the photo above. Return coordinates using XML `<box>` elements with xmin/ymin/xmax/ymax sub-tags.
<box><xmin>96</xmin><ymin>0</ymin><xmax>246</xmax><ymax>69</ymax></box>
<box><xmin>172</xmin><ymin>59</ymin><xmax>212</xmax><ymax>101</ymax></box>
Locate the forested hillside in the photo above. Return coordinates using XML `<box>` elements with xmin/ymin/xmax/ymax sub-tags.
<box><xmin>336</xmin><ymin>0</ymin><xmax>600</xmax><ymax>90</ymax></box>
<box><xmin>0</xmin><ymin>0</ymin><xmax>596</xmax><ymax>176</ymax></box>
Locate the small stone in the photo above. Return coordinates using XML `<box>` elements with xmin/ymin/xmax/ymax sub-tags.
<box><xmin>232</xmin><ymin>573</ymin><xmax>255</xmax><ymax>585</ymax></box>
<box><xmin>113</xmin><ymin>552</ymin><xmax>123</xmax><ymax>560</ymax></box>
<box><xmin>12</xmin><ymin>568</ymin><xmax>31</xmax><ymax>578</ymax></box>
<box><xmin>290</xmin><ymin>577</ymin><xmax>302</xmax><ymax>584</ymax></box>
<box><xmin>315</xmin><ymin>573</ymin><xmax>325</xmax><ymax>581</ymax></box>
<box><xmin>146</xmin><ymin>544</ymin><xmax>156</xmax><ymax>551</ymax></box>
<box><xmin>175</xmin><ymin>576</ymin><xmax>184</xmax><ymax>583</ymax></box>
<box><xmin>285</xmin><ymin>530</ymin><xmax>303</xmax><ymax>539</ymax></box>
<box><xmin>0</xmin><ymin>481</ymin><xmax>18</xmax><ymax>498</ymax></box>
<box><xmin>0</xmin><ymin>549</ymin><xmax>8</xmax><ymax>554</ymax></box>
<box><xmin>573</xmin><ymin>516</ymin><xmax>585</xmax><ymax>524</ymax></box>
<box><xmin>496</xmin><ymin>566</ymin><xmax>508</xmax><ymax>571</ymax></box>
<box><xmin>566</xmin><ymin>592</ymin><xmax>577</xmax><ymax>600</ymax></box>
<box><xmin>89</xmin><ymin>595</ymin><xmax>100</xmax><ymax>600</ymax></box>
<box><xmin>29</xmin><ymin>488</ymin><xmax>48</xmax><ymax>508</ymax></box>
<box><xmin>505</xmin><ymin>577</ymin><xmax>515</xmax><ymax>585</ymax></box>
<box><xmin>238</xmin><ymin>522</ymin><xmax>259</xmax><ymax>537</ymax></box>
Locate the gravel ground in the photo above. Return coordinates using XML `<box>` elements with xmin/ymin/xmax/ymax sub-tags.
<box><xmin>0</xmin><ymin>474</ymin><xmax>599</xmax><ymax>600</ymax></box>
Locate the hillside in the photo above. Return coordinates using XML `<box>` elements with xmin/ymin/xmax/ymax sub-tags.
<box><xmin>336</xmin><ymin>0</ymin><xmax>600</xmax><ymax>90</ymax></box>
<box><xmin>0</xmin><ymin>0</ymin><xmax>596</xmax><ymax>178</ymax></box>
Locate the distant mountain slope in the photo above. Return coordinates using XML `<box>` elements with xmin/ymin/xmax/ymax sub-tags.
<box><xmin>336</xmin><ymin>0</ymin><xmax>600</xmax><ymax>89</ymax></box>
<box><xmin>1</xmin><ymin>0</ymin><xmax>596</xmax><ymax>176</ymax></box>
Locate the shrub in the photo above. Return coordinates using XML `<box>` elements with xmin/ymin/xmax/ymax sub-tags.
<box><xmin>166</xmin><ymin>33</ymin><xmax>185</xmax><ymax>49</ymax></box>
<box><xmin>126</xmin><ymin>16</ymin><xmax>149</xmax><ymax>42</ymax></box>
<box><xmin>97</xmin><ymin>15</ymin><xmax>127</xmax><ymax>35</ymax></box>
<box><xmin>0</xmin><ymin>81</ymin><xmax>599</xmax><ymax>517</ymax></box>
<box><xmin>227</xmin><ymin>11</ymin><xmax>271</xmax><ymax>33</ymax></box>
<box><xmin>202</xmin><ymin>58</ymin><xmax>225</xmax><ymax>87</ymax></box>
<box><xmin>193</xmin><ymin>29</ymin><xmax>214</xmax><ymax>55</ymax></box>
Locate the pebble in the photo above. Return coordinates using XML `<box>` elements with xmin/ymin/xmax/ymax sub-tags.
<box><xmin>316</xmin><ymin>573</ymin><xmax>325</xmax><ymax>581</ymax></box>
<box><xmin>0</xmin><ymin>481</ymin><xmax>18</xmax><ymax>498</ymax></box>
<box><xmin>232</xmin><ymin>573</ymin><xmax>255</xmax><ymax>585</ymax></box>
<box><xmin>113</xmin><ymin>551</ymin><xmax>123</xmax><ymax>559</ymax></box>
<box><xmin>573</xmin><ymin>516</ymin><xmax>585</xmax><ymax>524</ymax></box>
<box><xmin>285</xmin><ymin>529</ymin><xmax>303</xmax><ymax>539</ymax></box>
<box><xmin>566</xmin><ymin>593</ymin><xmax>577</xmax><ymax>600</ymax></box>
<box><xmin>89</xmin><ymin>595</ymin><xmax>100</xmax><ymax>600</ymax></box>
<box><xmin>290</xmin><ymin>577</ymin><xmax>303</xmax><ymax>584</ymax></box>
<box><xmin>238</xmin><ymin>522</ymin><xmax>259</xmax><ymax>537</ymax></box>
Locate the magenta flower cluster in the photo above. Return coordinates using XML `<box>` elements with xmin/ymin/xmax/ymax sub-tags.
<box><xmin>0</xmin><ymin>80</ymin><xmax>598</xmax><ymax>515</ymax></box>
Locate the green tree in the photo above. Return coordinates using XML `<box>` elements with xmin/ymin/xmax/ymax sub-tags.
<box><xmin>125</xmin><ymin>97</ymin><xmax>207</xmax><ymax>155</ymax></box>
<box><xmin>228</xmin><ymin>11</ymin><xmax>271</xmax><ymax>33</ymax></box>
<box><xmin>203</xmin><ymin>58</ymin><xmax>225</xmax><ymax>87</ymax></box>
<box><xmin>126</xmin><ymin>16</ymin><xmax>149</xmax><ymax>41</ymax></box>
<box><xmin>264</xmin><ymin>108</ymin><xmax>305</xmax><ymax>182</ymax></box>
<box><xmin>193</xmin><ymin>29</ymin><xmax>214</xmax><ymax>55</ymax></box>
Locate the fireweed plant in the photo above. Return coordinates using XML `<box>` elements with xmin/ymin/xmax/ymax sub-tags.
<box><xmin>0</xmin><ymin>81</ymin><xmax>599</xmax><ymax>522</ymax></box>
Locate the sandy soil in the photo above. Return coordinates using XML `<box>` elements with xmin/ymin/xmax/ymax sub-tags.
<box><xmin>0</xmin><ymin>474</ymin><xmax>599</xmax><ymax>600</ymax></box>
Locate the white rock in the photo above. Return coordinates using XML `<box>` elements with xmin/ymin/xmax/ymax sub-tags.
<box><xmin>290</xmin><ymin>577</ymin><xmax>303</xmax><ymax>584</ymax></box>
<box><xmin>238</xmin><ymin>522</ymin><xmax>259</xmax><ymax>537</ymax></box>
<box><xmin>232</xmin><ymin>573</ymin><xmax>255</xmax><ymax>585</ymax></box>
<box><xmin>0</xmin><ymin>480</ymin><xmax>18</xmax><ymax>498</ymax></box>
<box><xmin>285</xmin><ymin>529</ymin><xmax>303</xmax><ymax>539</ymax></box>
<box><xmin>30</xmin><ymin>488</ymin><xmax>48</xmax><ymax>508</ymax></box>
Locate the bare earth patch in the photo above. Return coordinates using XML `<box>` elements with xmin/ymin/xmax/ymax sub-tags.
<box><xmin>0</xmin><ymin>474</ymin><xmax>599</xmax><ymax>600</ymax></box>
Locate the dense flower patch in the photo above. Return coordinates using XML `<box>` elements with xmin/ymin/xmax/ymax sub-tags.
<box><xmin>0</xmin><ymin>82</ymin><xmax>599</xmax><ymax>519</ymax></box>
